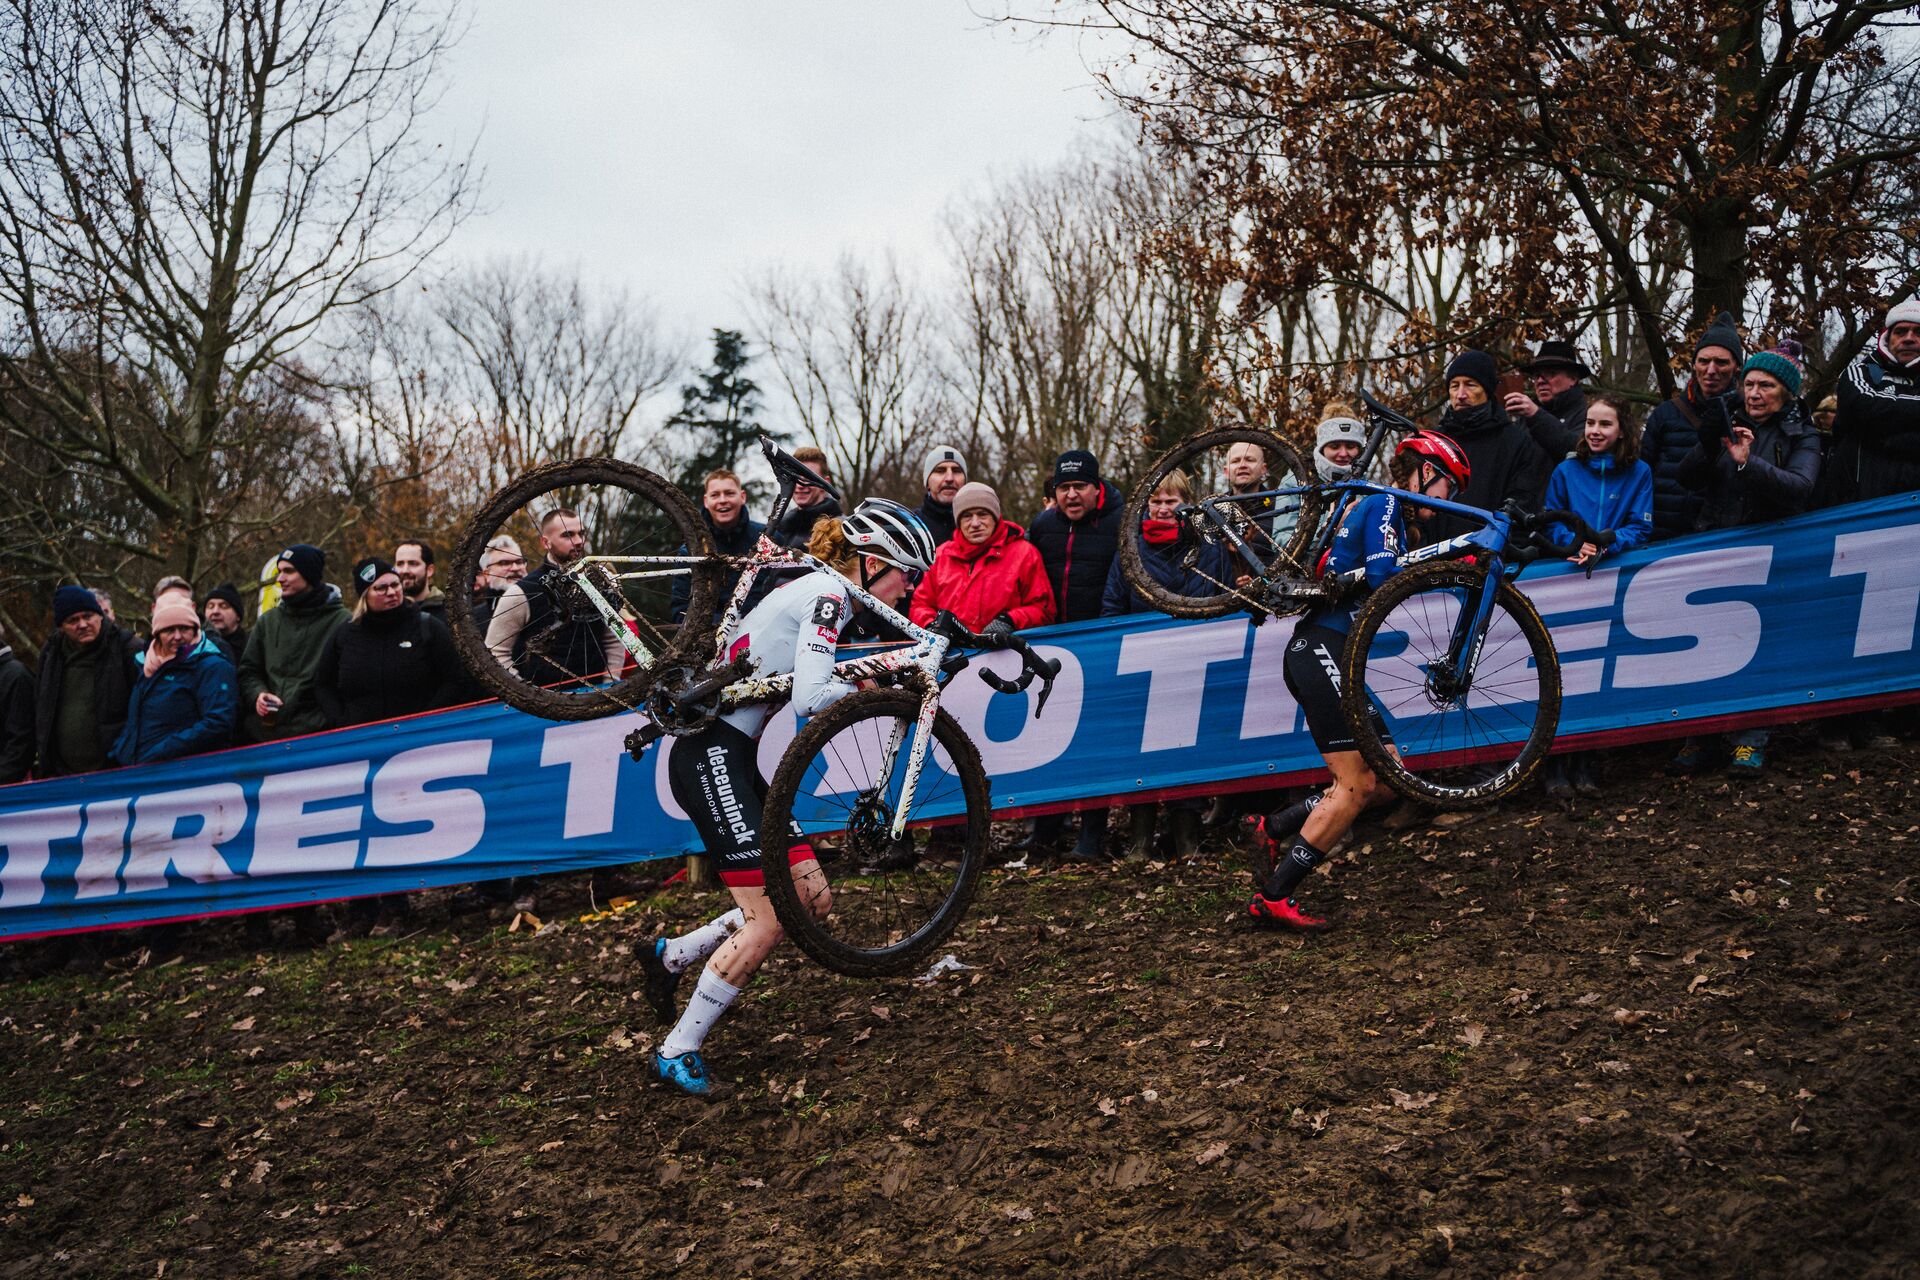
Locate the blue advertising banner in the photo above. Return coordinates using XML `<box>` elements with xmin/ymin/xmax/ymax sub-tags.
<box><xmin>3</xmin><ymin>492</ymin><xmax>1917</xmax><ymax>940</ymax></box>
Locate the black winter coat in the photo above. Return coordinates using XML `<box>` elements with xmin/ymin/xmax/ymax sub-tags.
<box><xmin>1522</xmin><ymin>385</ymin><xmax>1590</xmax><ymax>459</ymax></box>
<box><xmin>1829</xmin><ymin>347</ymin><xmax>1920</xmax><ymax>503</ymax></box>
<box><xmin>1676</xmin><ymin>398</ymin><xmax>1823</xmax><ymax>530</ymax></box>
<box><xmin>314</xmin><ymin>603</ymin><xmax>462</xmax><ymax>728</ymax></box>
<box><xmin>1028</xmin><ymin>481</ymin><xmax>1127</xmax><ymax>623</ymax></box>
<box><xmin>769</xmin><ymin>495</ymin><xmax>843</xmax><ymax>549</ymax></box>
<box><xmin>0</xmin><ymin>646</ymin><xmax>35</xmax><ymax>783</ymax></box>
<box><xmin>35</xmin><ymin>621</ymin><xmax>140</xmax><ymax>777</ymax></box>
<box><xmin>1425</xmin><ymin>405</ymin><xmax>1553</xmax><ymax>542</ymax></box>
<box><xmin>672</xmin><ymin>510</ymin><xmax>766</xmax><ymax>623</ymax></box>
<box><xmin>918</xmin><ymin>493</ymin><xmax>956</xmax><ymax>546</ymax></box>
<box><xmin>1639</xmin><ymin>383</ymin><xmax>1732</xmax><ymax>539</ymax></box>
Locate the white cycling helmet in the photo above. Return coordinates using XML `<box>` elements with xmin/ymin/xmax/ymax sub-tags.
<box><xmin>841</xmin><ymin>498</ymin><xmax>938</xmax><ymax>573</ymax></box>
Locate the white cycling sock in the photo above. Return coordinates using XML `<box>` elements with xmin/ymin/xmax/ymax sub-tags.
<box><xmin>661</xmin><ymin>908</ymin><xmax>745</xmax><ymax>974</ymax></box>
<box><xmin>661</xmin><ymin>968</ymin><xmax>741</xmax><ymax>1059</ymax></box>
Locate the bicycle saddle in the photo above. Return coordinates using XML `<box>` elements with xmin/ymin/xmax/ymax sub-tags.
<box><xmin>759</xmin><ymin>435</ymin><xmax>843</xmax><ymax>503</ymax></box>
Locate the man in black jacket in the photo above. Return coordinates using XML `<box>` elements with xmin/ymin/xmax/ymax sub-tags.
<box><xmin>1028</xmin><ymin>449</ymin><xmax>1126</xmax><ymax>624</ymax></box>
<box><xmin>0</xmin><ymin>640</ymin><xmax>35</xmax><ymax>783</ymax></box>
<box><xmin>35</xmin><ymin>585</ymin><xmax>140</xmax><ymax>777</ymax></box>
<box><xmin>1505</xmin><ymin>339</ymin><xmax>1593</xmax><ymax>459</ymax></box>
<box><xmin>1641</xmin><ymin>313</ymin><xmax>1742</xmax><ymax>539</ymax></box>
<box><xmin>918</xmin><ymin>444</ymin><xmax>967</xmax><ymax>546</ymax></box>
<box><xmin>1427</xmin><ymin>351</ymin><xmax>1552</xmax><ymax>542</ymax></box>
<box><xmin>484</xmin><ymin>508</ymin><xmax>628</xmax><ymax>686</ymax></box>
<box><xmin>672</xmin><ymin>469</ymin><xmax>767</xmax><ymax>623</ymax></box>
<box><xmin>1831</xmin><ymin>298</ymin><xmax>1920</xmax><ymax>503</ymax></box>
<box><xmin>1022</xmin><ymin>449</ymin><xmax>1126</xmax><ymax>863</ymax></box>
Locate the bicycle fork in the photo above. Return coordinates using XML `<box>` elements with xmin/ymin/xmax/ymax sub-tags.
<box><xmin>872</xmin><ymin>689</ymin><xmax>944</xmax><ymax>841</ymax></box>
<box><xmin>1434</xmin><ymin>563</ymin><xmax>1506</xmax><ymax>702</ymax></box>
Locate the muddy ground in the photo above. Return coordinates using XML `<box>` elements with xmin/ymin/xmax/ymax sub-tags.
<box><xmin>3</xmin><ymin>735</ymin><xmax>1917</xmax><ymax>1278</ymax></box>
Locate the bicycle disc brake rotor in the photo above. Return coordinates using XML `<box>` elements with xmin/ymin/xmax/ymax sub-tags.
<box><xmin>846</xmin><ymin>791</ymin><xmax>896</xmax><ymax>862</ymax></box>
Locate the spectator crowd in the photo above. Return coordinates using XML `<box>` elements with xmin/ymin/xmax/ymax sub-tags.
<box><xmin>4</xmin><ymin>297</ymin><xmax>1917</xmax><ymax>833</ymax></box>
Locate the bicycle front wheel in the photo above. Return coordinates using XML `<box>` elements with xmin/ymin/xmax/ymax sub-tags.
<box><xmin>759</xmin><ymin>689</ymin><xmax>991</xmax><ymax>978</ymax></box>
<box><xmin>1120</xmin><ymin>426</ymin><xmax>1324</xmax><ymax>619</ymax></box>
<box><xmin>448</xmin><ymin>458</ymin><xmax>720</xmax><ymax>721</ymax></box>
<box><xmin>1341</xmin><ymin>562</ymin><xmax>1561</xmax><ymax>806</ymax></box>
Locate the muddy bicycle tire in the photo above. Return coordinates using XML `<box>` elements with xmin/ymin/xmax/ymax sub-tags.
<box><xmin>1120</xmin><ymin>426</ymin><xmax>1325</xmax><ymax>619</ymax></box>
<box><xmin>759</xmin><ymin>689</ymin><xmax>991</xmax><ymax>978</ymax></box>
<box><xmin>1341</xmin><ymin>561</ymin><xmax>1561</xmax><ymax>806</ymax></box>
<box><xmin>448</xmin><ymin>458</ymin><xmax>720</xmax><ymax>722</ymax></box>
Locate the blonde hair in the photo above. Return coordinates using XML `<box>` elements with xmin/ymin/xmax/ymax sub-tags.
<box><xmin>806</xmin><ymin>516</ymin><xmax>858</xmax><ymax>574</ymax></box>
<box><xmin>1154</xmin><ymin>467</ymin><xmax>1194</xmax><ymax>502</ymax></box>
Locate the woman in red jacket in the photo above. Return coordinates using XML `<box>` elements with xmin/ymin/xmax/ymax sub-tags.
<box><xmin>908</xmin><ymin>482</ymin><xmax>1056</xmax><ymax>633</ymax></box>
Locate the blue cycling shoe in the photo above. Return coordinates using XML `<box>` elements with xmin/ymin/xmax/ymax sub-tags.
<box><xmin>639</xmin><ymin>937</ymin><xmax>681</xmax><ymax>1024</ymax></box>
<box><xmin>654</xmin><ymin>1049</ymin><xmax>712</xmax><ymax>1097</ymax></box>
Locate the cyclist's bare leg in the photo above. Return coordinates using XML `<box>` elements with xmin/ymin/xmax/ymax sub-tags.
<box><xmin>661</xmin><ymin>862</ymin><xmax>832</xmax><ymax>1062</ymax></box>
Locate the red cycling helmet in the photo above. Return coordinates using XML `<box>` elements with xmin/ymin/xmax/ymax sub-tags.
<box><xmin>1396</xmin><ymin>430</ymin><xmax>1471</xmax><ymax>491</ymax></box>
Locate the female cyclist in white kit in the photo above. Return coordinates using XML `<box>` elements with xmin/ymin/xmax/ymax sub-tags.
<box><xmin>642</xmin><ymin>498</ymin><xmax>936</xmax><ymax>1097</ymax></box>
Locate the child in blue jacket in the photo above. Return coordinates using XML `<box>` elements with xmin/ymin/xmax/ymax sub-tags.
<box><xmin>1538</xmin><ymin>394</ymin><xmax>1652</xmax><ymax>797</ymax></box>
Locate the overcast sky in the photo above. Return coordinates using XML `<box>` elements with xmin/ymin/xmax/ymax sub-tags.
<box><xmin>435</xmin><ymin>4</ymin><xmax>1120</xmax><ymax>363</ymax></box>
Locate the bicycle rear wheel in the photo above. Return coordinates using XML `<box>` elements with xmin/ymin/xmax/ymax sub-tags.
<box><xmin>1341</xmin><ymin>562</ymin><xmax>1560</xmax><ymax>806</ymax></box>
<box><xmin>448</xmin><ymin>458</ymin><xmax>720</xmax><ymax>722</ymax></box>
<box><xmin>759</xmin><ymin>689</ymin><xmax>990</xmax><ymax>978</ymax></box>
<box><xmin>1120</xmin><ymin>426</ymin><xmax>1324</xmax><ymax>618</ymax></box>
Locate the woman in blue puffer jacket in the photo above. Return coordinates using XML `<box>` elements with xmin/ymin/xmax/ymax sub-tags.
<box><xmin>1537</xmin><ymin>394</ymin><xmax>1652</xmax><ymax>799</ymax></box>
<box><xmin>112</xmin><ymin>597</ymin><xmax>237</xmax><ymax>766</ymax></box>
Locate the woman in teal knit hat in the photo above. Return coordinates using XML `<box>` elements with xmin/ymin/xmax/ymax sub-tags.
<box><xmin>1672</xmin><ymin>338</ymin><xmax>1824</xmax><ymax>774</ymax></box>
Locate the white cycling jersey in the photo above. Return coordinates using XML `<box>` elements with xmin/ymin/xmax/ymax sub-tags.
<box><xmin>716</xmin><ymin>568</ymin><xmax>856</xmax><ymax>736</ymax></box>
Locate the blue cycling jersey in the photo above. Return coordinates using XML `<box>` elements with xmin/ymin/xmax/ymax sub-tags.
<box><xmin>1308</xmin><ymin>492</ymin><xmax>1407</xmax><ymax>634</ymax></box>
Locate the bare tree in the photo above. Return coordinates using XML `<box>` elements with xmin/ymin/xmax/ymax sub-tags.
<box><xmin>748</xmin><ymin>254</ymin><xmax>929</xmax><ymax>500</ymax></box>
<box><xmin>433</xmin><ymin>257</ymin><xmax>683</xmax><ymax>493</ymax></box>
<box><xmin>0</xmin><ymin>0</ymin><xmax>477</xmax><ymax>616</ymax></box>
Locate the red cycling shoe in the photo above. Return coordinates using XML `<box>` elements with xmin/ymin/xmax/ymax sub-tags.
<box><xmin>1247</xmin><ymin>895</ymin><xmax>1332</xmax><ymax>932</ymax></box>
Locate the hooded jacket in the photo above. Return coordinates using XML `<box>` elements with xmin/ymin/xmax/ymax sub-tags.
<box><xmin>908</xmin><ymin>519</ymin><xmax>1056</xmax><ymax>632</ymax></box>
<box><xmin>1522</xmin><ymin>384</ymin><xmax>1591</xmax><ymax>459</ymax></box>
<box><xmin>1424</xmin><ymin>403</ymin><xmax>1553</xmax><ymax>542</ymax></box>
<box><xmin>1101</xmin><ymin>521</ymin><xmax>1238</xmax><ymax>616</ymax></box>
<box><xmin>314</xmin><ymin>601</ymin><xmax>462</xmax><ymax>728</ymax></box>
<box><xmin>0</xmin><ymin>645</ymin><xmax>36</xmax><ymax>783</ymax></box>
<box><xmin>238</xmin><ymin>584</ymin><xmax>349</xmax><ymax>741</ymax></box>
<box><xmin>1541</xmin><ymin>454</ymin><xmax>1654</xmax><ymax>559</ymax></box>
<box><xmin>35</xmin><ymin>619</ymin><xmax>140</xmax><ymax>776</ymax></box>
<box><xmin>1028</xmin><ymin>480</ymin><xmax>1127</xmax><ymax>623</ymax></box>
<box><xmin>671</xmin><ymin>508</ymin><xmax>767</xmax><ymax>623</ymax></box>
<box><xmin>1640</xmin><ymin>382</ymin><xmax>1733</xmax><ymax>539</ymax></box>
<box><xmin>1676</xmin><ymin>397</ymin><xmax>1823</xmax><ymax>530</ymax></box>
<box><xmin>111</xmin><ymin>634</ymin><xmax>237</xmax><ymax>765</ymax></box>
<box><xmin>1830</xmin><ymin>343</ymin><xmax>1920</xmax><ymax>503</ymax></box>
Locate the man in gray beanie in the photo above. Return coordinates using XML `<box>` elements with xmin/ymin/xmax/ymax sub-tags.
<box><xmin>917</xmin><ymin>444</ymin><xmax>967</xmax><ymax>546</ymax></box>
<box><xmin>1640</xmin><ymin>311</ymin><xmax>1744</xmax><ymax>540</ymax></box>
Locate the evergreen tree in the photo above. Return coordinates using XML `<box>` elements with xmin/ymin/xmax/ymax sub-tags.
<box><xmin>665</xmin><ymin>329</ymin><xmax>788</xmax><ymax>499</ymax></box>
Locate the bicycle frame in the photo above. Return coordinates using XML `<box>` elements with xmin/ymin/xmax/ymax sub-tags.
<box><xmin>572</xmin><ymin>531</ymin><xmax>958</xmax><ymax>841</ymax></box>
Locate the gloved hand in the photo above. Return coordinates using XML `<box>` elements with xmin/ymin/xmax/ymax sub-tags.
<box><xmin>981</xmin><ymin>614</ymin><xmax>1016</xmax><ymax>645</ymax></box>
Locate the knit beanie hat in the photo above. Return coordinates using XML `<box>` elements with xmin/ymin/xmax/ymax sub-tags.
<box><xmin>1743</xmin><ymin>339</ymin><xmax>1805</xmax><ymax>398</ymax></box>
<box><xmin>1695</xmin><ymin>311</ymin><xmax>1745</xmax><ymax>362</ymax></box>
<box><xmin>1050</xmin><ymin>449</ymin><xmax>1101</xmax><ymax>489</ymax></box>
<box><xmin>352</xmin><ymin>556</ymin><xmax>398</xmax><ymax>596</ymax></box>
<box><xmin>52</xmin><ymin>584</ymin><xmax>101</xmax><ymax>625</ymax></box>
<box><xmin>150</xmin><ymin>598</ymin><xmax>200</xmax><ymax>634</ymax></box>
<box><xmin>277</xmin><ymin>543</ymin><xmax>326</xmax><ymax>585</ymax></box>
<box><xmin>1881</xmin><ymin>298</ymin><xmax>1920</xmax><ymax>367</ymax></box>
<box><xmin>205</xmin><ymin>582</ymin><xmax>244</xmax><ymax>613</ymax></box>
<box><xmin>923</xmin><ymin>445</ymin><xmax>967</xmax><ymax>485</ymax></box>
<box><xmin>1443</xmin><ymin>350</ymin><xmax>1499</xmax><ymax>404</ymax></box>
<box><xmin>950</xmin><ymin>481</ymin><xmax>1001</xmax><ymax>522</ymax></box>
